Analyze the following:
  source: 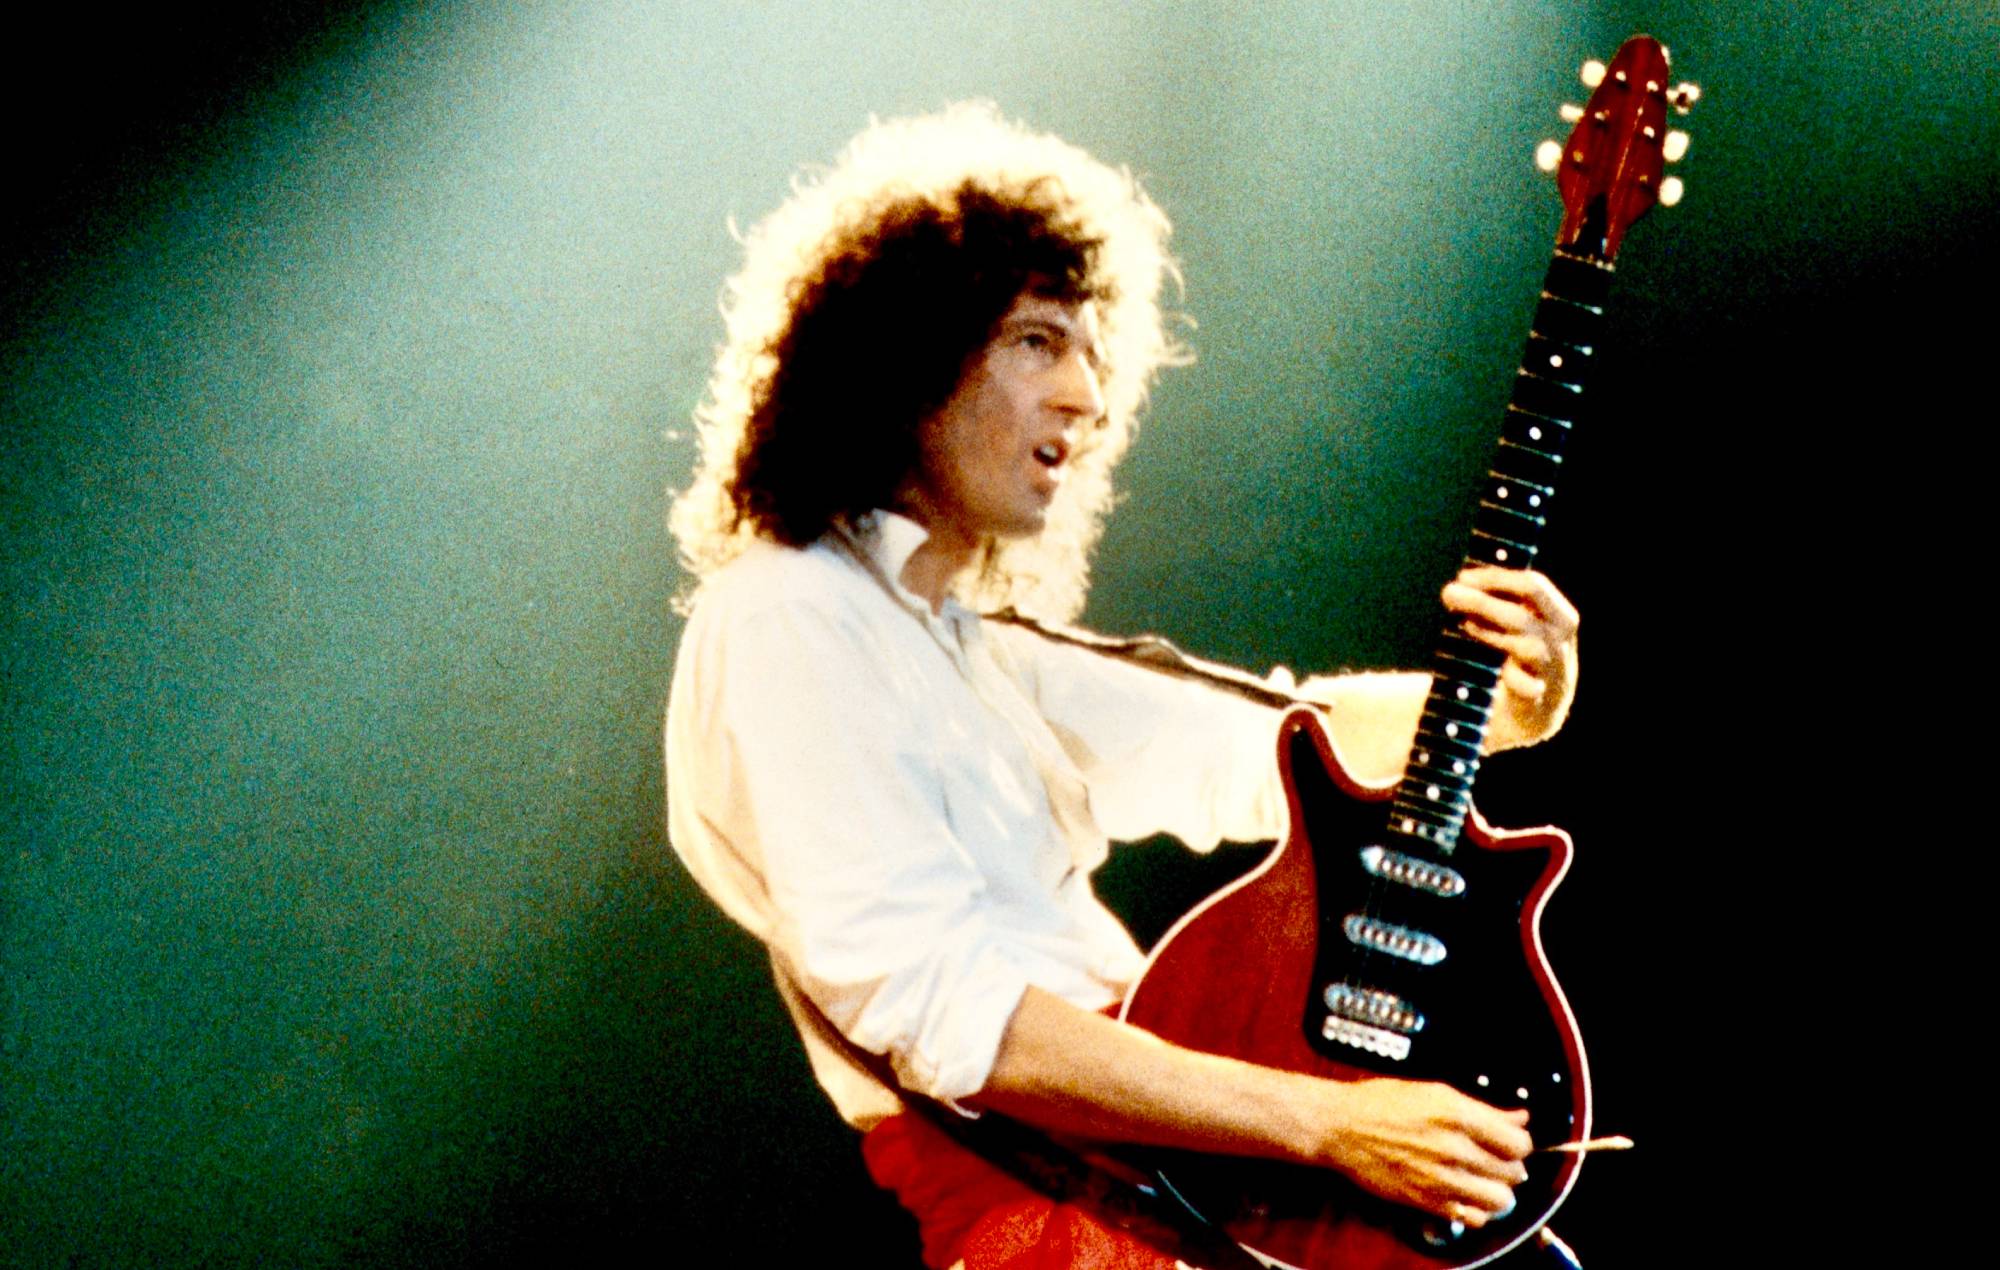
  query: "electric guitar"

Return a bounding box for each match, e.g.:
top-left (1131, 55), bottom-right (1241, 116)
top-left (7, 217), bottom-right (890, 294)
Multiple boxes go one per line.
top-left (1120, 34), bottom-right (1697, 1269)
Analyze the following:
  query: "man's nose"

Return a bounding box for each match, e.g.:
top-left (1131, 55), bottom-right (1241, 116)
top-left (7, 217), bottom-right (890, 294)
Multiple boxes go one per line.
top-left (1050, 352), bottom-right (1106, 424)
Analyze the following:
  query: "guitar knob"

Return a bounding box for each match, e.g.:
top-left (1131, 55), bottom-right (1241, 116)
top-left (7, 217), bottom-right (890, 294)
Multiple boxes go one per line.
top-left (1420, 1218), bottom-right (1467, 1248)
top-left (1580, 59), bottom-right (1606, 88)
top-left (1669, 81), bottom-right (1702, 114)
top-left (1664, 129), bottom-right (1690, 162)
top-left (1659, 176), bottom-right (1685, 207)
top-left (1558, 102), bottom-right (1584, 123)
top-left (1534, 139), bottom-right (1563, 173)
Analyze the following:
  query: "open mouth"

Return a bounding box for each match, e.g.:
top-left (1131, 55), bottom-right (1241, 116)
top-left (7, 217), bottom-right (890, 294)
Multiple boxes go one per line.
top-left (1033, 440), bottom-right (1067, 469)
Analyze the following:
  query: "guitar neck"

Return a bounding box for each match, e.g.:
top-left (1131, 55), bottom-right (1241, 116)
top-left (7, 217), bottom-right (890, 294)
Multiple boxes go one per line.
top-left (1386, 248), bottom-right (1612, 855)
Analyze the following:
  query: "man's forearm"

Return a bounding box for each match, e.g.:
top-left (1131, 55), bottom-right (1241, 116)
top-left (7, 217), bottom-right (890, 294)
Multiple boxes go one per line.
top-left (973, 987), bottom-right (1534, 1226)
top-left (973, 986), bottom-right (1321, 1160)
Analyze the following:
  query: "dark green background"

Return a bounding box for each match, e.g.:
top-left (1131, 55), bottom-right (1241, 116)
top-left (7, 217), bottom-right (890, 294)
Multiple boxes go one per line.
top-left (5, 2), bottom-right (1987, 1264)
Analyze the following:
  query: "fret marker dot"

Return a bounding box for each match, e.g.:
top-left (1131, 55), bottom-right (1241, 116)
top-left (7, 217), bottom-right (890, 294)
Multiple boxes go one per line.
top-left (1529, 426), bottom-right (1543, 441)
top-left (1426, 785), bottom-right (1441, 800)
top-left (1402, 817), bottom-right (1415, 832)
top-left (1549, 354), bottom-right (1564, 368)
top-left (1516, 1087), bottom-right (1531, 1100)
top-left (1416, 751), bottom-right (1429, 765)
top-left (1529, 495), bottom-right (1542, 507)
top-left (1445, 723), bottom-right (1459, 738)
top-left (1455, 686), bottom-right (1468, 700)
top-left (1496, 548), bottom-right (1509, 561)
top-left (1497, 486), bottom-right (1510, 499)
top-left (1477, 1075), bottom-right (1491, 1088)
top-left (1452, 760), bottom-right (1466, 774)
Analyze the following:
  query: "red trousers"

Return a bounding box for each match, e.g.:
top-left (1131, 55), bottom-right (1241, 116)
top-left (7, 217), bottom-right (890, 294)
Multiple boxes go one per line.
top-left (862, 1111), bottom-right (1187, 1270)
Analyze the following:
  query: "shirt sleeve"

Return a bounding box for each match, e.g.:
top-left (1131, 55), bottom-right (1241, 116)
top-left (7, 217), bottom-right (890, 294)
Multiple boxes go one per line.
top-left (668, 583), bottom-right (1044, 1106)
top-left (982, 621), bottom-right (1294, 850)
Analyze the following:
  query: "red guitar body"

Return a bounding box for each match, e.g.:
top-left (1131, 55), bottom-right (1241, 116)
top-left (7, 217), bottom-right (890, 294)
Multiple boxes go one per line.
top-left (1120, 711), bottom-right (1587, 1269)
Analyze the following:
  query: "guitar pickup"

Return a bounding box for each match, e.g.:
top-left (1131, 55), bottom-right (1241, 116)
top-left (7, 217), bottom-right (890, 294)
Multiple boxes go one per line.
top-left (1342, 915), bottom-right (1447, 965)
top-left (1321, 1015), bottom-right (1412, 1061)
top-left (1359, 845), bottom-right (1466, 898)
top-left (1323, 982), bottom-right (1425, 1034)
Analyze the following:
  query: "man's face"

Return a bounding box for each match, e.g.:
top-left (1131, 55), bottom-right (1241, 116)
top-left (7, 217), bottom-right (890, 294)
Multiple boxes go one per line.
top-left (902, 293), bottom-right (1106, 552)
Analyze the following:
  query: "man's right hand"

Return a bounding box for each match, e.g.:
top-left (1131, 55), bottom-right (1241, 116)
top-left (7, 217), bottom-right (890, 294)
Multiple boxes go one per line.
top-left (1307, 1076), bottom-right (1532, 1227)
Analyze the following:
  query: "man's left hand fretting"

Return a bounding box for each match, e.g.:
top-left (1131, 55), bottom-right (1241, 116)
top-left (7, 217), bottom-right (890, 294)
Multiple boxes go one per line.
top-left (1440, 567), bottom-right (1579, 750)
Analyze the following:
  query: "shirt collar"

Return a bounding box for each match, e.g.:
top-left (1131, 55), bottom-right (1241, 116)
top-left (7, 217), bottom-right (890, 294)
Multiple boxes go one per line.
top-left (835, 510), bottom-right (968, 621)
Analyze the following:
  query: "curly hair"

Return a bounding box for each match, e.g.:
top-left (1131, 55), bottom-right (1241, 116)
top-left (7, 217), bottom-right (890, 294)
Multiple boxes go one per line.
top-left (670, 103), bottom-right (1184, 621)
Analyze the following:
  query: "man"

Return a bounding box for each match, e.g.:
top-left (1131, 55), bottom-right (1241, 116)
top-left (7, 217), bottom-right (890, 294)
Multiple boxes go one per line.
top-left (666, 104), bottom-right (1580, 1268)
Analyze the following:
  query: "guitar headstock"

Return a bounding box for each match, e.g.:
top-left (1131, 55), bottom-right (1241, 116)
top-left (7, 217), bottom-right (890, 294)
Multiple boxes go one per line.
top-left (1534, 34), bottom-right (1699, 261)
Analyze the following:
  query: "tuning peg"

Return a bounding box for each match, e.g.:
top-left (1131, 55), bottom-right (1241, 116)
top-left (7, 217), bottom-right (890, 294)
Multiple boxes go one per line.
top-left (1669, 82), bottom-right (1701, 114)
top-left (1534, 139), bottom-right (1563, 173)
top-left (1659, 176), bottom-right (1685, 207)
top-left (1558, 102), bottom-right (1583, 123)
top-left (1664, 130), bottom-right (1690, 162)
top-left (1580, 59), bottom-right (1606, 88)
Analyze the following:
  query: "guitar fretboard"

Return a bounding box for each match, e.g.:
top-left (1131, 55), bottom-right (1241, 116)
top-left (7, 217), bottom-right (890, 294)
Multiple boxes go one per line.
top-left (1385, 248), bottom-right (1611, 854)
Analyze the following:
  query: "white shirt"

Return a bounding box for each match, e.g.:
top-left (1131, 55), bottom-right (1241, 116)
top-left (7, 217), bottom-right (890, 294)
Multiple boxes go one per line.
top-left (664, 512), bottom-right (1292, 1127)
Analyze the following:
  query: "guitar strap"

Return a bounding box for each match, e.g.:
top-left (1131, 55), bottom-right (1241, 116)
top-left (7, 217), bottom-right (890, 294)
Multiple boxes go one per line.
top-left (983, 608), bottom-right (1331, 712)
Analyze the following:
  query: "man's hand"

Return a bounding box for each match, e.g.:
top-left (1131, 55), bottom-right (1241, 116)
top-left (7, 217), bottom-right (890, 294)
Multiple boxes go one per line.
top-left (1308, 1077), bottom-right (1532, 1228)
top-left (1440, 567), bottom-right (1579, 750)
